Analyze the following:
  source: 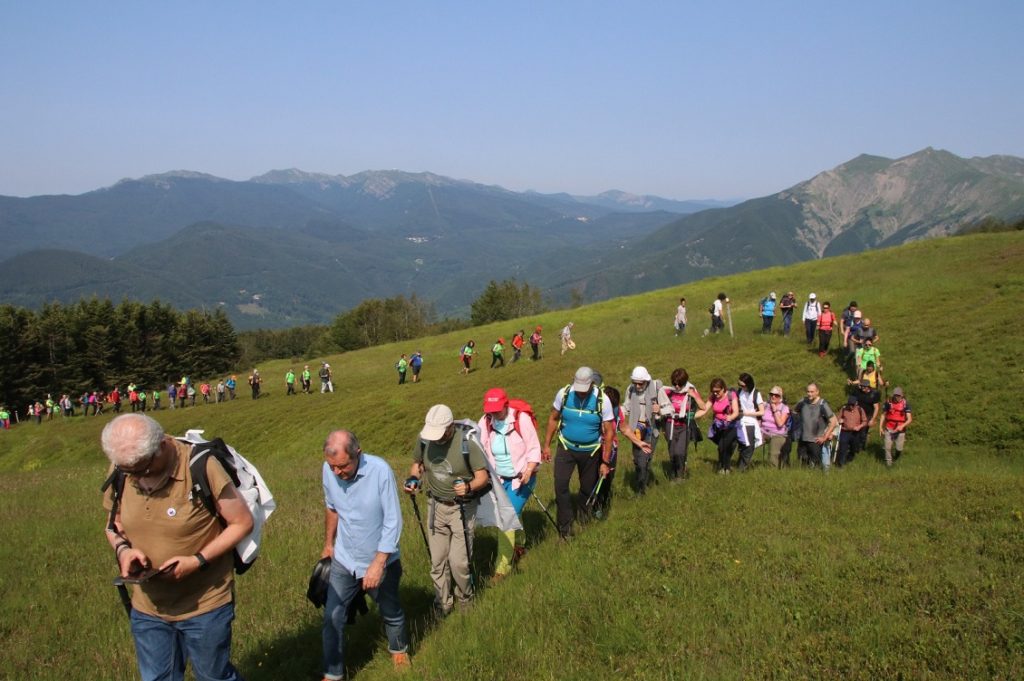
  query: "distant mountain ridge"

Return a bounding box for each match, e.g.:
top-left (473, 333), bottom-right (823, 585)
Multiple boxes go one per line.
top-left (540, 148), bottom-right (1024, 301)
top-left (2, 149), bottom-right (1021, 328)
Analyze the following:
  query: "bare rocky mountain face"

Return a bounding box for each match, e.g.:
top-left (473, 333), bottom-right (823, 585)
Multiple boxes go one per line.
top-left (785, 148), bottom-right (1024, 256)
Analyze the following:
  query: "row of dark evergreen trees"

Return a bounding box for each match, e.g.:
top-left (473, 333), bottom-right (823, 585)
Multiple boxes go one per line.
top-left (0, 300), bottom-right (239, 411)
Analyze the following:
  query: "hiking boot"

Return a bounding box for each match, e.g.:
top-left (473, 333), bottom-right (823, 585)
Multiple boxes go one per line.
top-left (392, 652), bottom-right (411, 671)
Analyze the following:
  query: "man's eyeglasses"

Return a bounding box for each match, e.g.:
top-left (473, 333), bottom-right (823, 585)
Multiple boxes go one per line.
top-left (120, 445), bottom-right (159, 476)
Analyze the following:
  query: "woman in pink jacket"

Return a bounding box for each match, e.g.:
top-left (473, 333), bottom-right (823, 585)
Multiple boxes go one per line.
top-left (477, 388), bottom-right (542, 580)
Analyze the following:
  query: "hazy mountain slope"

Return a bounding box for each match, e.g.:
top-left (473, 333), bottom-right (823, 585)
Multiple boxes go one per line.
top-left (552, 148), bottom-right (1024, 303)
top-left (0, 173), bottom-right (329, 257)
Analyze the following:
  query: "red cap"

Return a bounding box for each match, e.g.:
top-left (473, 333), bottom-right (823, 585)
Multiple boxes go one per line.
top-left (483, 388), bottom-right (509, 413)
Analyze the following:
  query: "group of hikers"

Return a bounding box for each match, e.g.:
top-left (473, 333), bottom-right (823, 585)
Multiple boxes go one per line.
top-left (451, 323), bottom-right (577, 377)
top-left (99, 333), bottom-right (914, 680)
top-left (5, 362), bottom-right (342, 431)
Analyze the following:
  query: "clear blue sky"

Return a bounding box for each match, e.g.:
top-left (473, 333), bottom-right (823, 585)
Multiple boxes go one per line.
top-left (2, 1), bottom-right (1021, 199)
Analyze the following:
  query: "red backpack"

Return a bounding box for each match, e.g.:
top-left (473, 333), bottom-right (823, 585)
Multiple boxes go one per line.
top-left (485, 398), bottom-right (538, 438)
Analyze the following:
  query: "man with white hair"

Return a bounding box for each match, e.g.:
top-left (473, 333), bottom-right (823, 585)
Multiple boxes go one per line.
top-left (321, 429), bottom-right (410, 677)
top-left (100, 413), bottom-right (253, 681)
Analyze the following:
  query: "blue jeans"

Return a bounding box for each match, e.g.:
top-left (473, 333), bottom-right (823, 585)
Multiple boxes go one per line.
top-left (322, 559), bottom-right (408, 680)
top-left (129, 602), bottom-right (243, 681)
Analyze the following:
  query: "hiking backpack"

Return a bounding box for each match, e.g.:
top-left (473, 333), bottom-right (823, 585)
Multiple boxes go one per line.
top-left (102, 429), bottom-right (276, 574)
top-left (418, 420), bottom-right (493, 499)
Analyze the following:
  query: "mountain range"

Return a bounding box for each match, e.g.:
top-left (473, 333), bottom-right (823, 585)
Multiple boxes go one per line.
top-left (1, 148), bottom-right (1022, 328)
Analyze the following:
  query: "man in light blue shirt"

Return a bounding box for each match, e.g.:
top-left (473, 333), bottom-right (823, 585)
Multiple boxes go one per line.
top-left (320, 430), bottom-right (410, 678)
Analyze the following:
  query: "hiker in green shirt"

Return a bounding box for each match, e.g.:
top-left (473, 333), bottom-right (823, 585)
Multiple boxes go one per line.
top-left (152, 389), bottom-right (161, 411)
top-left (301, 365), bottom-right (312, 394)
top-left (286, 369), bottom-right (296, 396)
top-left (855, 339), bottom-right (881, 373)
top-left (490, 338), bottom-right (505, 368)
top-left (0, 406), bottom-right (10, 430)
top-left (460, 341), bottom-right (475, 375)
top-left (396, 354), bottom-right (408, 385)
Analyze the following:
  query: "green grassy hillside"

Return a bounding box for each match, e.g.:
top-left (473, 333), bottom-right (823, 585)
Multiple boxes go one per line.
top-left (1, 232), bottom-right (1022, 680)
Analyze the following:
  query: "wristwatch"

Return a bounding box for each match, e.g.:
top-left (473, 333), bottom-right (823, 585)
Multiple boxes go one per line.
top-left (194, 552), bottom-right (210, 571)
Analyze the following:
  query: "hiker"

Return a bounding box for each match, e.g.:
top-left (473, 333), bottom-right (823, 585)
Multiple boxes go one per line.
top-left (880, 387), bottom-right (913, 467)
top-left (490, 338), bottom-right (505, 368)
top-left (301, 365), bottom-right (312, 393)
top-left (285, 368), bottom-right (296, 395)
top-left (509, 329), bottom-right (524, 360)
top-left (152, 388), bottom-right (161, 411)
top-left (404, 405), bottom-right (489, 616)
top-left (319, 363), bottom-right (333, 393)
top-left (710, 293), bottom-right (726, 334)
top-left (674, 297), bottom-right (687, 336)
top-left (849, 316), bottom-right (878, 373)
top-left (200, 383), bottom-right (211, 404)
top-left (852, 379), bottom-right (881, 459)
top-left (840, 301), bottom-right (859, 353)
top-left (529, 326), bottom-right (543, 360)
top-left (836, 396), bottom-right (868, 467)
top-left (542, 367), bottom-right (615, 539)
top-left (735, 373), bottom-right (765, 471)
top-left (460, 340), bottom-right (475, 375)
top-left (779, 291), bottom-right (797, 336)
top-left (0, 405), bottom-right (9, 430)
top-left (476, 388), bottom-right (541, 581)
top-left (396, 354), bottom-right (408, 384)
top-left (817, 301), bottom-right (837, 357)
top-left (662, 369), bottom-right (704, 481)
top-left (137, 390), bottom-right (147, 413)
top-left (226, 375), bottom-right (237, 400)
top-left (857, 360), bottom-right (885, 389)
top-left (187, 383), bottom-right (197, 407)
top-left (855, 338), bottom-right (881, 378)
top-left (100, 414), bottom-right (253, 681)
top-left (560, 322), bottom-right (575, 355)
top-left (321, 429), bottom-right (410, 677)
top-left (802, 293), bottom-right (821, 345)
top-left (696, 378), bottom-right (739, 473)
top-left (111, 386), bottom-right (122, 414)
top-left (760, 292), bottom-right (777, 334)
top-left (178, 383), bottom-right (188, 409)
top-left (249, 370), bottom-right (262, 400)
top-left (619, 366), bottom-right (669, 495)
top-left (762, 386), bottom-right (791, 468)
top-left (217, 380), bottom-right (226, 402)
top-left (792, 382), bottom-right (838, 469)
top-left (409, 352), bottom-right (423, 382)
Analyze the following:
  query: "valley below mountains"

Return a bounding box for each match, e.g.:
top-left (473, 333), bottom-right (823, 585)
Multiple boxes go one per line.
top-left (1, 148), bottom-right (1021, 329)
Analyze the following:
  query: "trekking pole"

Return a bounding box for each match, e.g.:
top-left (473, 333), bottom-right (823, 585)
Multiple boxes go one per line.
top-left (407, 493), bottom-right (430, 556)
top-left (726, 300), bottom-right (734, 338)
top-left (455, 495), bottom-right (475, 592)
top-left (585, 474), bottom-right (607, 509)
top-left (529, 488), bottom-right (559, 531)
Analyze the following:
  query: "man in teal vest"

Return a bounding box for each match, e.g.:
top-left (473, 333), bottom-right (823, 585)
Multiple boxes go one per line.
top-left (542, 367), bottom-right (615, 539)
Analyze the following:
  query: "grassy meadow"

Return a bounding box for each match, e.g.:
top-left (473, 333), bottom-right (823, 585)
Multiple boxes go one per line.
top-left (1, 231), bottom-right (1022, 680)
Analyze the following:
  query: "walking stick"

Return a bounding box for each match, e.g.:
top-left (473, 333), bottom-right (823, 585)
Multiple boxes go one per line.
top-left (456, 497), bottom-right (475, 591)
top-left (726, 300), bottom-right (734, 338)
top-left (407, 492), bottom-right (430, 556)
top-left (529, 488), bottom-right (559, 531)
